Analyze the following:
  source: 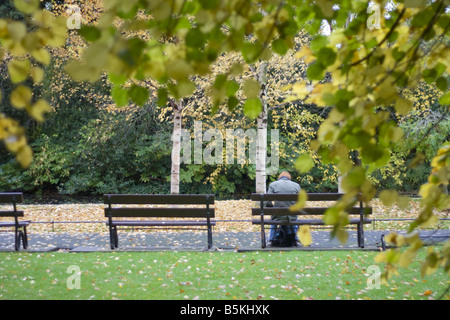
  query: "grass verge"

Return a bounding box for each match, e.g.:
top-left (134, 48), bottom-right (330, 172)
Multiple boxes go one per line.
top-left (0, 250), bottom-right (447, 300)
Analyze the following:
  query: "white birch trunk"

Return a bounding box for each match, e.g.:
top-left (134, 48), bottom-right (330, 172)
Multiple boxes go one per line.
top-left (256, 113), bottom-right (267, 193)
top-left (255, 62), bottom-right (268, 193)
top-left (170, 101), bottom-right (182, 194)
top-left (338, 174), bottom-right (344, 193)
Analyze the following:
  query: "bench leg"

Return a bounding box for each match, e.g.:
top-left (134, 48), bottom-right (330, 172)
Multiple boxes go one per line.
top-left (109, 226), bottom-right (118, 249)
top-left (22, 226), bottom-right (28, 249)
top-left (261, 224), bottom-right (266, 248)
top-left (15, 230), bottom-right (24, 251)
top-left (207, 227), bottom-right (213, 250)
top-left (357, 223), bottom-right (365, 248)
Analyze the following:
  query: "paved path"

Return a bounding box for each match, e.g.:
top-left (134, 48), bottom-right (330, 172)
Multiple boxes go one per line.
top-left (0, 229), bottom-right (448, 252)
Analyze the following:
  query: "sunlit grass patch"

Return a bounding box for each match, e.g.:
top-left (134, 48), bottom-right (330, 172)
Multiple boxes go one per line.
top-left (0, 250), bottom-right (447, 300)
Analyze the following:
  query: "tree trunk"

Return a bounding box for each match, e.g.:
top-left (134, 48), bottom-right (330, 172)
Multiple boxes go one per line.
top-left (338, 174), bottom-right (344, 193)
top-left (170, 101), bottom-right (182, 194)
top-left (255, 62), bottom-right (268, 193)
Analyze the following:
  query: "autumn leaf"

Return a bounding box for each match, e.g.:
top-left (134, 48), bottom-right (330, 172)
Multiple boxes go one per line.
top-left (298, 226), bottom-right (312, 247)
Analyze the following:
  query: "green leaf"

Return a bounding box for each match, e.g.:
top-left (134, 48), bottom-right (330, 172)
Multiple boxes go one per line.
top-left (227, 96), bottom-right (239, 111)
top-left (111, 86), bottom-right (128, 107)
top-left (439, 92), bottom-right (450, 105)
top-left (341, 166), bottom-right (366, 191)
top-left (272, 38), bottom-right (289, 55)
top-left (78, 25), bottom-right (101, 42)
top-left (422, 68), bottom-right (437, 83)
top-left (295, 154), bottom-right (314, 173)
top-left (436, 77), bottom-right (447, 92)
top-left (185, 28), bottom-right (206, 48)
top-left (213, 74), bottom-right (227, 89)
top-left (411, 9), bottom-right (431, 28)
top-left (392, 48), bottom-right (406, 61)
top-left (241, 41), bottom-right (262, 63)
top-left (306, 62), bottom-right (325, 80)
top-left (108, 73), bottom-right (128, 85)
top-left (310, 35), bottom-right (329, 53)
top-left (157, 87), bottom-right (168, 106)
top-left (321, 92), bottom-right (335, 105)
top-left (225, 80), bottom-right (239, 97)
top-left (129, 85), bottom-right (149, 105)
top-left (175, 17), bottom-right (191, 30)
top-left (199, 0), bottom-right (219, 10)
top-left (243, 98), bottom-right (262, 119)
top-left (317, 47), bottom-right (336, 67)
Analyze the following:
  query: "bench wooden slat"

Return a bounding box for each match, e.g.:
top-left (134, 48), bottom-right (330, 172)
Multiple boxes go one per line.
top-left (0, 210), bottom-right (25, 217)
top-left (109, 220), bottom-right (217, 227)
top-left (0, 221), bottom-right (30, 227)
top-left (251, 207), bottom-right (372, 216)
top-left (252, 218), bottom-right (372, 225)
top-left (104, 194), bottom-right (214, 205)
top-left (0, 192), bottom-right (24, 203)
top-left (105, 207), bottom-right (215, 218)
top-left (251, 193), bottom-right (344, 202)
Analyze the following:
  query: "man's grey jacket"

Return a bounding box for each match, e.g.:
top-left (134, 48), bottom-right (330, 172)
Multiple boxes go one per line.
top-left (265, 176), bottom-right (301, 222)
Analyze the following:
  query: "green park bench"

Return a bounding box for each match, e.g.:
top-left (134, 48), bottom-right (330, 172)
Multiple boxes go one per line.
top-left (0, 192), bottom-right (30, 251)
top-left (251, 193), bottom-right (372, 248)
top-left (104, 194), bottom-right (215, 250)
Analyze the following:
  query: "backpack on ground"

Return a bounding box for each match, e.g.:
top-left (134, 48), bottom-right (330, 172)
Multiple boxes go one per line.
top-left (272, 225), bottom-right (296, 247)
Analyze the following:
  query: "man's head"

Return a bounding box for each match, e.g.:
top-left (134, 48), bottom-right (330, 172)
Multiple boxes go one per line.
top-left (278, 171), bottom-right (291, 180)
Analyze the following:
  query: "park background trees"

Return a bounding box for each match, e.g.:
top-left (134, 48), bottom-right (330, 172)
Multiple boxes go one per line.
top-left (0, 0), bottom-right (449, 279)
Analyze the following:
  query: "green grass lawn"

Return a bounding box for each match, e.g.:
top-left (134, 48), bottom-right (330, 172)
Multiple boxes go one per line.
top-left (0, 250), bottom-right (447, 300)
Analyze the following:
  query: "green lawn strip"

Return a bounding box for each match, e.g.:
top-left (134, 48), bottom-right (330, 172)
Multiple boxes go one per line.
top-left (0, 250), bottom-right (447, 300)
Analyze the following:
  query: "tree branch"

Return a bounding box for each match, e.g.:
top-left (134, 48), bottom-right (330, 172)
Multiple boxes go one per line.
top-left (349, 7), bottom-right (406, 67)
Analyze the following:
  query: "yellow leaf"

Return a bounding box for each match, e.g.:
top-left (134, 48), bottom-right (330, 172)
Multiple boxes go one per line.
top-left (316, 0), bottom-right (334, 18)
top-left (290, 189), bottom-right (308, 212)
top-left (399, 250), bottom-right (416, 268)
top-left (374, 252), bottom-right (387, 263)
top-left (166, 59), bottom-right (193, 81)
top-left (30, 99), bottom-right (52, 122)
top-left (295, 46), bottom-right (315, 64)
top-left (65, 61), bottom-right (101, 82)
top-left (16, 144), bottom-right (32, 168)
top-left (394, 98), bottom-right (413, 115)
top-left (8, 59), bottom-right (30, 83)
top-left (32, 48), bottom-right (51, 65)
top-left (335, 228), bottom-right (348, 243)
top-left (7, 21), bottom-right (26, 42)
top-left (295, 154), bottom-right (314, 173)
top-left (10, 85), bottom-right (32, 109)
top-left (13, 0), bottom-right (39, 14)
top-left (385, 232), bottom-right (405, 247)
top-left (30, 67), bottom-right (44, 83)
top-left (292, 82), bottom-right (311, 100)
top-left (5, 135), bottom-right (27, 153)
top-left (242, 79), bottom-right (261, 99)
top-left (298, 225), bottom-right (312, 247)
top-left (379, 190), bottom-right (399, 207)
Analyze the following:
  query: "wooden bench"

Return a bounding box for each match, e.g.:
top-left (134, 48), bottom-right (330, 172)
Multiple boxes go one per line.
top-left (104, 194), bottom-right (216, 250)
top-left (0, 192), bottom-right (30, 251)
top-left (251, 193), bottom-right (372, 248)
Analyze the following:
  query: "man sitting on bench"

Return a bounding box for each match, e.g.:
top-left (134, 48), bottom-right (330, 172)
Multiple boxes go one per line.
top-left (266, 171), bottom-right (302, 247)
